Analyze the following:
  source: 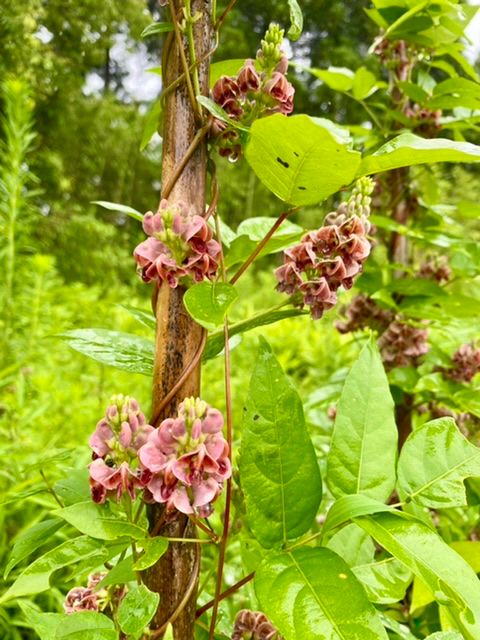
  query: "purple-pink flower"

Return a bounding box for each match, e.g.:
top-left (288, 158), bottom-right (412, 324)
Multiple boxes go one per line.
top-left (445, 343), bottom-right (480, 383)
top-left (139, 397), bottom-right (231, 518)
top-left (133, 199), bottom-right (220, 287)
top-left (88, 395), bottom-right (153, 504)
top-left (275, 178), bottom-right (374, 319)
top-left (64, 573), bottom-right (125, 614)
top-left (378, 320), bottom-right (429, 370)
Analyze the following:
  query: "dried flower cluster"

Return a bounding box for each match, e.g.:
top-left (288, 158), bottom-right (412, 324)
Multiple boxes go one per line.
top-left (275, 177), bottom-right (374, 319)
top-left (211, 24), bottom-right (294, 160)
top-left (89, 395), bottom-right (153, 504)
top-left (444, 343), bottom-right (480, 383)
top-left (64, 573), bottom-right (125, 614)
top-left (232, 610), bottom-right (283, 640)
top-left (88, 396), bottom-right (230, 518)
top-left (133, 199), bottom-right (220, 287)
top-left (139, 397), bottom-right (231, 518)
top-left (336, 294), bottom-right (394, 334)
top-left (378, 320), bottom-right (429, 370)
top-left (417, 258), bottom-right (451, 283)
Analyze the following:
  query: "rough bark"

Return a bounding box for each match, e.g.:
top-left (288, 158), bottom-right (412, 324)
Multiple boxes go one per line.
top-left (144, 2), bottom-right (213, 638)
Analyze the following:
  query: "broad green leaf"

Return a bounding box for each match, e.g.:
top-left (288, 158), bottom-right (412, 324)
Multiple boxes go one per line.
top-left (245, 114), bottom-right (361, 206)
top-left (55, 612), bottom-right (117, 640)
top-left (425, 633), bottom-right (463, 640)
top-left (54, 468), bottom-right (91, 505)
top-left (59, 329), bottom-right (154, 376)
top-left (255, 547), bottom-right (388, 639)
top-left (326, 523), bottom-right (375, 567)
top-left (141, 22), bottom-right (173, 37)
top-left (352, 67), bottom-right (378, 100)
top-left (287, 0), bottom-right (303, 40)
top-left (356, 512), bottom-right (480, 640)
top-left (97, 555), bottom-right (135, 588)
top-left (321, 494), bottom-right (394, 541)
top-left (53, 501), bottom-right (146, 540)
top-left (19, 602), bottom-right (62, 640)
top-left (133, 536), bottom-right (169, 570)
top-left (327, 339), bottom-right (398, 501)
top-left (4, 518), bottom-right (64, 578)
top-left (239, 337), bottom-right (322, 547)
top-left (210, 59), bottom-right (246, 87)
top-left (92, 200), bottom-right (143, 222)
top-left (117, 584), bottom-right (159, 637)
top-left (358, 133), bottom-right (480, 176)
top-left (1, 536), bottom-right (107, 601)
top-left (183, 282), bottom-right (238, 331)
top-left (397, 418), bottom-right (480, 508)
top-left (203, 309), bottom-right (307, 361)
top-left (309, 66), bottom-right (355, 92)
top-left (411, 541), bottom-right (480, 613)
top-left (353, 557), bottom-right (413, 604)
top-left (120, 305), bottom-right (156, 331)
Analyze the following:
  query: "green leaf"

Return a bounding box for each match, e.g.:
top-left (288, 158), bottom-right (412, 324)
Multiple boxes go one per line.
top-left (397, 417), bottom-right (480, 508)
top-left (327, 523), bottom-right (375, 567)
top-left (287, 0), bottom-right (303, 40)
top-left (141, 22), bottom-right (173, 38)
top-left (255, 547), bottom-right (388, 639)
top-left (19, 602), bottom-right (62, 640)
top-left (4, 518), bottom-right (64, 578)
top-left (183, 282), bottom-right (238, 331)
top-left (358, 133), bottom-right (480, 176)
top-left (55, 612), bottom-right (117, 640)
top-left (196, 95), bottom-right (249, 131)
top-left (92, 200), bottom-right (143, 222)
top-left (203, 309), bottom-right (307, 361)
top-left (353, 557), bottom-right (413, 604)
top-left (379, 614), bottom-right (419, 640)
top-left (321, 494), bottom-right (394, 541)
top-left (355, 512), bottom-right (480, 640)
top-left (309, 66), bottom-right (354, 92)
top-left (140, 99), bottom-right (162, 150)
top-left (245, 114), bottom-right (361, 206)
top-left (59, 329), bottom-right (154, 376)
top-left (1, 536), bottom-right (107, 601)
top-left (412, 541), bottom-right (480, 613)
top-left (352, 67), bottom-right (378, 100)
top-left (239, 337), bottom-right (322, 547)
top-left (97, 556), bottom-right (135, 588)
top-left (54, 468), bottom-right (91, 505)
top-left (327, 339), bottom-right (398, 501)
top-left (53, 501), bottom-right (146, 540)
top-left (117, 584), bottom-right (159, 637)
top-left (425, 633), bottom-right (463, 640)
top-left (120, 305), bottom-right (156, 331)
top-left (210, 59), bottom-right (246, 87)
top-left (133, 536), bottom-right (169, 570)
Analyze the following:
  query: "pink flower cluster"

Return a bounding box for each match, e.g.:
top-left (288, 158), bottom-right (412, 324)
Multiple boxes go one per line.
top-left (211, 24), bottom-right (294, 160)
top-left (64, 573), bottom-right (125, 614)
top-left (336, 294), bottom-right (394, 334)
top-left (417, 258), bottom-right (451, 283)
top-left (378, 320), bottom-right (429, 370)
top-left (89, 395), bottom-right (154, 504)
top-left (232, 610), bottom-right (283, 640)
top-left (275, 179), bottom-right (374, 319)
top-left (139, 397), bottom-right (231, 518)
top-left (133, 199), bottom-right (220, 287)
top-left (445, 343), bottom-right (480, 383)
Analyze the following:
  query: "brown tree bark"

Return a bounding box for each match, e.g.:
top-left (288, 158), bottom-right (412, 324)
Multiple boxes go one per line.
top-left (143, 2), bottom-right (213, 638)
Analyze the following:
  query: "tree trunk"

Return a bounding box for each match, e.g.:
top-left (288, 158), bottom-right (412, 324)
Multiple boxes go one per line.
top-left (144, 2), bottom-right (213, 637)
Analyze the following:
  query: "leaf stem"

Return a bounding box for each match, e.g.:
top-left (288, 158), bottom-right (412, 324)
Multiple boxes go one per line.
top-left (168, 0), bottom-right (199, 118)
top-left (184, 0), bottom-right (201, 98)
top-left (208, 213), bottom-right (234, 639)
top-left (196, 571), bottom-right (255, 618)
top-left (161, 123), bottom-right (210, 200)
top-left (39, 470), bottom-right (64, 508)
top-left (229, 207), bottom-right (300, 284)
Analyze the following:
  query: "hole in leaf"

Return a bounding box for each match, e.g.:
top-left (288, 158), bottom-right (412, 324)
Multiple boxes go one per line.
top-left (276, 157), bottom-right (289, 168)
